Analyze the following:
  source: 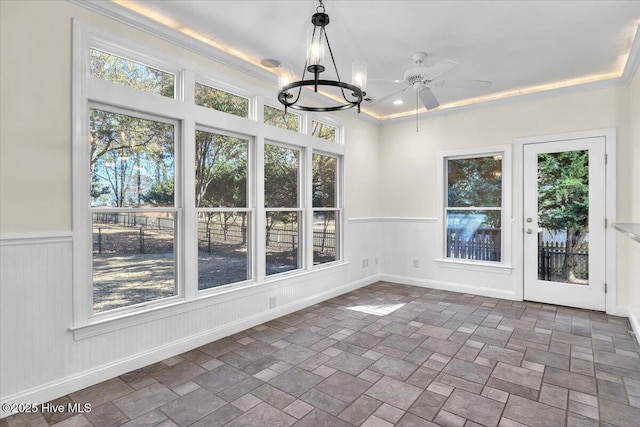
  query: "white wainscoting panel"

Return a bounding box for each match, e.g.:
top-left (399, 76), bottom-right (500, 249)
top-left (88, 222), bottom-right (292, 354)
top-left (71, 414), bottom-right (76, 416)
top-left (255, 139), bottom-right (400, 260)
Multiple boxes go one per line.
top-left (378, 218), bottom-right (517, 300)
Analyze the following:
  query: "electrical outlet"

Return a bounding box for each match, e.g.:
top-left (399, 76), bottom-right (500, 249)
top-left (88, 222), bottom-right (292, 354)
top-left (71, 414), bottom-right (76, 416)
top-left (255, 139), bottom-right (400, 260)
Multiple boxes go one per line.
top-left (413, 259), bottom-right (420, 268)
top-left (270, 295), bottom-right (276, 308)
top-left (362, 259), bottom-right (369, 268)
top-left (375, 256), bottom-right (379, 265)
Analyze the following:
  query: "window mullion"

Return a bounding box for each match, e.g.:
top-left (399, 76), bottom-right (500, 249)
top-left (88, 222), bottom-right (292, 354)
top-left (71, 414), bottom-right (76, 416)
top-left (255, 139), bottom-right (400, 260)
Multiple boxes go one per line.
top-left (256, 136), bottom-right (266, 282)
top-left (183, 69), bottom-right (197, 300)
top-left (304, 147), bottom-right (314, 270)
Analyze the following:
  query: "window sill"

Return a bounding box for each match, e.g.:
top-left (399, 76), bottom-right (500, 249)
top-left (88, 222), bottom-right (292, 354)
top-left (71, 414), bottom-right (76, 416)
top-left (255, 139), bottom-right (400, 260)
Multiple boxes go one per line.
top-left (435, 258), bottom-right (513, 275)
top-left (70, 261), bottom-right (349, 340)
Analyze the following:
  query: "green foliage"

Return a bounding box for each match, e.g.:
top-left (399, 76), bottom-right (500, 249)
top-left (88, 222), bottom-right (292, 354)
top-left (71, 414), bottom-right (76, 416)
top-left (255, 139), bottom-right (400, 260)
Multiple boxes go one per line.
top-left (537, 150), bottom-right (589, 280)
top-left (264, 144), bottom-right (299, 208)
top-left (90, 109), bottom-right (174, 207)
top-left (312, 121), bottom-right (337, 142)
top-left (195, 130), bottom-right (247, 208)
top-left (264, 105), bottom-right (300, 131)
top-left (142, 179), bottom-right (174, 206)
top-left (537, 150), bottom-right (589, 235)
top-left (312, 154), bottom-right (336, 208)
top-left (90, 49), bottom-right (174, 97)
top-left (195, 83), bottom-right (248, 118)
top-left (447, 156), bottom-right (502, 228)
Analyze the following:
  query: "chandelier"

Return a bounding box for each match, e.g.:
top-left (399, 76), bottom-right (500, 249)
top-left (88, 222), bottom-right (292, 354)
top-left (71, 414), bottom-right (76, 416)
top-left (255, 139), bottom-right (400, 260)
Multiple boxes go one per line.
top-left (277, 0), bottom-right (367, 113)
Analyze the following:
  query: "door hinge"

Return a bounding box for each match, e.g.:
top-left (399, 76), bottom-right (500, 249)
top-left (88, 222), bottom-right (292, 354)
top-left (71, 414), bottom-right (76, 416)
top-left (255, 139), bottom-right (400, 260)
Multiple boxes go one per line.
top-left (605, 283), bottom-right (608, 293)
top-left (605, 153), bottom-right (608, 164)
top-left (605, 218), bottom-right (608, 228)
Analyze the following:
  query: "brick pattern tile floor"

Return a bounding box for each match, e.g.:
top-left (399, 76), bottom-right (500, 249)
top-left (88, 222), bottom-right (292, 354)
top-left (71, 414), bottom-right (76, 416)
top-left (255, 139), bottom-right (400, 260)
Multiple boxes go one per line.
top-left (3, 281), bottom-right (640, 426)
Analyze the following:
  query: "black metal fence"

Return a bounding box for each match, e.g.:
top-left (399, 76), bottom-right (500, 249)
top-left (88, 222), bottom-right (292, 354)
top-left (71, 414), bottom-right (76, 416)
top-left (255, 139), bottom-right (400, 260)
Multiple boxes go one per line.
top-left (538, 243), bottom-right (588, 281)
top-left (93, 213), bottom-right (336, 255)
top-left (446, 228), bottom-right (501, 261)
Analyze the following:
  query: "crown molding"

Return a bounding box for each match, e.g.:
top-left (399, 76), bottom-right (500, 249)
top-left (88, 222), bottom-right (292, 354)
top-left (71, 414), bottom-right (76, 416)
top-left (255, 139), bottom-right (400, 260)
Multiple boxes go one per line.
top-left (379, 76), bottom-right (624, 127)
top-left (623, 24), bottom-right (640, 83)
top-left (68, 0), bottom-right (273, 82)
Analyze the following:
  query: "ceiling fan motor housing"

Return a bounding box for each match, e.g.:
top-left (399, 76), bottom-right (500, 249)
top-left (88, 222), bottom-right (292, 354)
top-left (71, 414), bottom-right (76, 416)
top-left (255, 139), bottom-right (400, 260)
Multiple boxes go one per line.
top-left (404, 68), bottom-right (430, 86)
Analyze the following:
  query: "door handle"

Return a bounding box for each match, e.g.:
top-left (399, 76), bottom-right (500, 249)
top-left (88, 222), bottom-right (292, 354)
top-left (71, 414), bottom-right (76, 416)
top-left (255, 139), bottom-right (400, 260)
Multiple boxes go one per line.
top-left (526, 228), bottom-right (533, 234)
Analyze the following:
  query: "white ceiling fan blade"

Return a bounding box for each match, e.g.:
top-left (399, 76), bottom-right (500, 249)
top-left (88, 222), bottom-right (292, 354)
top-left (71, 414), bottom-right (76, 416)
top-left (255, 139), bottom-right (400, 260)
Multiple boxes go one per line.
top-left (433, 79), bottom-right (492, 90)
top-left (369, 78), bottom-right (404, 84)
top-left (419, 87), bottom-right (440, 110)
top-left (366, 87), bottom-right (408, 107)
top-left (422, 58), bottom-right (458, 80)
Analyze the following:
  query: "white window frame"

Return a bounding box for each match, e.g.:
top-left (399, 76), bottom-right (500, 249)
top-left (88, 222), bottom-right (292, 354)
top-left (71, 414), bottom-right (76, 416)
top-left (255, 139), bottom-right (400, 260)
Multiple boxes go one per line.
top-left (194, 126), bottom-right (256, 294)
top-left (311, 151), bottom-right (342, 267)
top-left (263, 140), bottom-right (306, 278)
top-left (71, 21), bottom-right (346, 337)
top-left (436, 145), bottom-right (512, 272)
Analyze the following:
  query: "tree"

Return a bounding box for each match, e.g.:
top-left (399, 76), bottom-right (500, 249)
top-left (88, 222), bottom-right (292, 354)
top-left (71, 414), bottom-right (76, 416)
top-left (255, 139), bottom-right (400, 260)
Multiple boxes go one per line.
top-left (90, 49), bottom-right (174, 97)
top-left (264, 105), bottom-right (299, 131)
top-left (537, 150), bottom-right (589, 281)
top-left (195, 83), bottom-right (248, 117)
top-left (311, 121), bottom-right (336, 141)
top-left (90, 109), bottom-right (174, 207)
top-left (142, 179), bottom-right (174, 206)
top-left (264, 145), bottom-right (299, 246)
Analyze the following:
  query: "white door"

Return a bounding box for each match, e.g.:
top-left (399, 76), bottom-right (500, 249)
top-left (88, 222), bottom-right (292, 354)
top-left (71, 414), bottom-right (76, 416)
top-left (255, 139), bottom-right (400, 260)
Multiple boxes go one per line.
top-left (523, 137), bottom-right (606, 310)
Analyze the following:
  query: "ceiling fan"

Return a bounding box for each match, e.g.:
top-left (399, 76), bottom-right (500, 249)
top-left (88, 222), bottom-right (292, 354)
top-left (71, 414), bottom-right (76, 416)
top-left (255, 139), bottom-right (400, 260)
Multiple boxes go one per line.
top-left (367, 52), bottom-right (492, 118)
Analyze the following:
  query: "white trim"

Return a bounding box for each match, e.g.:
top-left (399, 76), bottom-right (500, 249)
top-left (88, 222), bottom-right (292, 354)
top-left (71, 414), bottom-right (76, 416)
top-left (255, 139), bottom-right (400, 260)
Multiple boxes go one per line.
top-left (348, 217), bottom-right (438, 223)
top-left (0, 232), bottom-right (73, 246)
top-left (1, 273), bottom-right (380, 417)
top-left (437, 144), bottom-right (512, 268)
top-left (514, 128), bottom-right (617, 313)
top-left (627, 308), bottom-right (640, 345)
top-left (378, 78), bottom-right (624, 126)
top-left (379, 274), bottom-right (517, 300)
top-left (435, 258), bottom-right (514, 275)
top-left (71, 261), bottom-right (350, 340)
top-left (623, 24), bottom-right (640, 83)
top-left (610, 306), bottom-right (640, 345)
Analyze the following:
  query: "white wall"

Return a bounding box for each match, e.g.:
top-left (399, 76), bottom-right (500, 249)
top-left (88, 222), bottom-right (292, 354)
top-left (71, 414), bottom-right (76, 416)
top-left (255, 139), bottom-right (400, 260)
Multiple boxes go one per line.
top-left (625, 64), bottom-right (640, 331)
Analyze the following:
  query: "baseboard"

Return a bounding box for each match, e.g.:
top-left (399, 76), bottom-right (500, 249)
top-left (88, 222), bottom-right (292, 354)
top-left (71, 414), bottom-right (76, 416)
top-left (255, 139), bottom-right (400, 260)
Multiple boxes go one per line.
top-left (0, 274), bottom-right (381, 418)
top-left (379, 274), bottom-right (517, 300)
top-left (627, 307), bottom-right (640, 345)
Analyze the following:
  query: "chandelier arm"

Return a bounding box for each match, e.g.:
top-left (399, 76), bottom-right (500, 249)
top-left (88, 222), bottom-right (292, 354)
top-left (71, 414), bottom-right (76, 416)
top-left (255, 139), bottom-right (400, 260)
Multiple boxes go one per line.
top-left (322, 29), bottom-right (351, 103)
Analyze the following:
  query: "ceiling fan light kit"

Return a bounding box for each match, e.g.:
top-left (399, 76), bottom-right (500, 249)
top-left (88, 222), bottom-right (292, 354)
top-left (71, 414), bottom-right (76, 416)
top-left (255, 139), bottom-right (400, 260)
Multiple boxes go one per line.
top-left (277, 0), bottom-right (366, 113)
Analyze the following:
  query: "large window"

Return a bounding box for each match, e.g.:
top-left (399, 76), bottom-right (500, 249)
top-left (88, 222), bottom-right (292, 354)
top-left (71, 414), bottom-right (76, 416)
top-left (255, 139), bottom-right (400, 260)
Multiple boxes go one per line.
top-left (440, 146), bottom-right (511, 265)
top-left (74, 27), bottom-right (345, 329)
